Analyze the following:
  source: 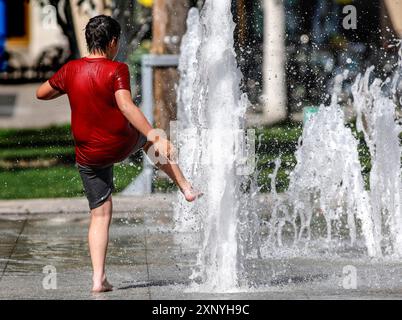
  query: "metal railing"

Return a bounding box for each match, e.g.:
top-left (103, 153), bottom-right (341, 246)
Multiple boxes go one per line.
top-left (122, 54), bottom-right (179, 195)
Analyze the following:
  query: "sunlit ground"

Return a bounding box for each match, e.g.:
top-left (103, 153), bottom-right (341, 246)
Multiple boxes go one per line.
top-left (1, 207), bottom-right (402, 300)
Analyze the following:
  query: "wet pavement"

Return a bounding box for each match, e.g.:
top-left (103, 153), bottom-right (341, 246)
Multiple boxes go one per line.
top-left (1, 195), bottom-right (402, 300)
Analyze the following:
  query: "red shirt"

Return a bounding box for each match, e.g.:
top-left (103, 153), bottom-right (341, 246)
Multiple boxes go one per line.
top-left (49, 57), bottom-right (140, 167)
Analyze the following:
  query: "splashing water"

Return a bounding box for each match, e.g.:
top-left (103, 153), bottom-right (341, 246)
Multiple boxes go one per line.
top-left (176, 1), bottom-right (249, 292)
top-left (352, 62), bottom-right (402, 257)
top-left (268, 96), bottom-right (377, 256)
top-left (176, 2), bottom-right (402, 293)
top-left (174, 8), bottom-right (202, 233)
top-left (267, 44), bottom-right (402, 258)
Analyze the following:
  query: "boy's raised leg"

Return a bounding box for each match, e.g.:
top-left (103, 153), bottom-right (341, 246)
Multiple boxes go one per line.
top-left (143, 142), bottom-right (202, 202)
top-left (88, 195), bottom-right (114, 293)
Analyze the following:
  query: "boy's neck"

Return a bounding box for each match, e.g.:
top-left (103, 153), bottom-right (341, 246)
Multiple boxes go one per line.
top-left (86, 50), bottom-right (110, 59)
top-left (86, 54), bottom-right (108, 59)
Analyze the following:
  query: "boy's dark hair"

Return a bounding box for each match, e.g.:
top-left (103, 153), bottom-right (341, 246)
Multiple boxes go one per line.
top-left (85, 15), bottom-right (121, 54)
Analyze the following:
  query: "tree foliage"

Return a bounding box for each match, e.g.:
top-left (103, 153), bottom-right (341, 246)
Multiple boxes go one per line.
top-left (35, 0), bottom-right (152, 61)
top-left (111, 0), bottom-right (152, 61)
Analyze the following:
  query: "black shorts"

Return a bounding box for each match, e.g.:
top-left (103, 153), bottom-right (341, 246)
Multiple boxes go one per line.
top-left (77, 134), bottom-right (147, 210)
top-left (77, 164), bottom-right (115, 210)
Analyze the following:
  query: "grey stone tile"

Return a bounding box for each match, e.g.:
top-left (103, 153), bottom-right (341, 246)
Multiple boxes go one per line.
top-left (3, 210), bottom-right (402, 299)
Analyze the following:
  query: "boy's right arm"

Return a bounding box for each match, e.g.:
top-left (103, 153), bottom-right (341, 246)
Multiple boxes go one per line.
top-left (36, 81), bottom-right (64, 100)
top-left (115, 89), bottom-right (176, 162)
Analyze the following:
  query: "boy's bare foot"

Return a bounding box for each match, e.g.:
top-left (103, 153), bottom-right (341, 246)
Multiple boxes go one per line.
top-left (92, 277), bottom-right (113, 293)
top-left (181, 184), bottom-right (203, 202)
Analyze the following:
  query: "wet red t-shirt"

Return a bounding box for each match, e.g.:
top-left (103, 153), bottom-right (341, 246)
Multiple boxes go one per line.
top-left (49, 57), bottom-right (140, 167)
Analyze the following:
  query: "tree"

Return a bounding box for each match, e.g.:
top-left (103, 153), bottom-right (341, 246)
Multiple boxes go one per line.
top-left (37, 0), bottom-right (152, 61)
top-left (111, 0), bottom-right (152, 62)
top-left (151, 0), bottom-right (191, 134)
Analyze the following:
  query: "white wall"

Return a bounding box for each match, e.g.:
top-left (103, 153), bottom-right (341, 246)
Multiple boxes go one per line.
top-left (262, 0), bottom-right (287, 125)
top-left (70, 0), bottom-right (112, 57)
top-left (28, 1), bottom-right (68, 64)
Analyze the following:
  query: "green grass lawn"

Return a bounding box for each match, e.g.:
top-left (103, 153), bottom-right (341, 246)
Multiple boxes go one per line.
top-left (0, 125), bottom-right (73, 149)
top-left (0, 125), bottom-right (145, 199)
top-left (0, 122), bottom-right (373, 199)
top-left (0, 164), bottom-right (143, 200)
top-left (0, 122), bottom-right (338, 199)
top-left (0, 146), bottom-right (75, 161)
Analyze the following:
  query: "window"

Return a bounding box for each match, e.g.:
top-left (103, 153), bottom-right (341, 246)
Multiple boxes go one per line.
top-left (6, 0), bottom-right (29, 45)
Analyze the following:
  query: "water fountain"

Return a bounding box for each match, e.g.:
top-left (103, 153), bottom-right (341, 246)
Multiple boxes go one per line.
top-left (175, 0), bottom-right (402, 293)
top-left (352, 54), bottom-right (402, 257)
top-left (176, 0), bottom-right (249, 292)
top-left (174, 7), bottom-right (202, 233)
top-left (265, 46), bottom-right (402, 258)
top-left (268, 91), bottom-right (378, 257)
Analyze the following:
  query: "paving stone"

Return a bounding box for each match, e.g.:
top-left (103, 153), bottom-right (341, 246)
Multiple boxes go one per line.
top-left (1, 198), bottom-right (402, 299)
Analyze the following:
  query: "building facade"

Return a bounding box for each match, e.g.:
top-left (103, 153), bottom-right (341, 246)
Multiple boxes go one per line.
top-left (0, 0), bottom-right (110, 82)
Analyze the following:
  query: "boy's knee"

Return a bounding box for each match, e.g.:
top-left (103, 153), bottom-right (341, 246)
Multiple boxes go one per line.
top-left (91, 209), bottom-right (112, 220)
top-left (91, 197), bottom-right (112, 218)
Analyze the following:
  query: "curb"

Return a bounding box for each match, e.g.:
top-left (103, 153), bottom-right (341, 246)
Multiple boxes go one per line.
top-left (0, 193), bottom-right (177, 216)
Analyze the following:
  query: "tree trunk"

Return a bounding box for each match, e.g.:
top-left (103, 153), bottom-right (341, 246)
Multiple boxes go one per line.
top-left (236, 0), bottom-right (247, 48)
top-left (151, 0), bottom-right (190, 135)
top-left (262, 0), bottom-right (287, 125)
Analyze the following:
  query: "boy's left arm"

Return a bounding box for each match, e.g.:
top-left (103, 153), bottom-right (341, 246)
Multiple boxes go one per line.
top-left (115, 89), bottom-right (176, 162)
top-left (36, 81), bottom-right (64, 100)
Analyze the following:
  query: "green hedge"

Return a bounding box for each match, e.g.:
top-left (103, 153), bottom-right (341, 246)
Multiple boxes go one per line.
top-left (0, 125), bottom-right (73, 149)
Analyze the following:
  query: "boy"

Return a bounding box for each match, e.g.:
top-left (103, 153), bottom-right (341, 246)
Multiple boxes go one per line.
top-left (36, 15), bottom-right (200, 293)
